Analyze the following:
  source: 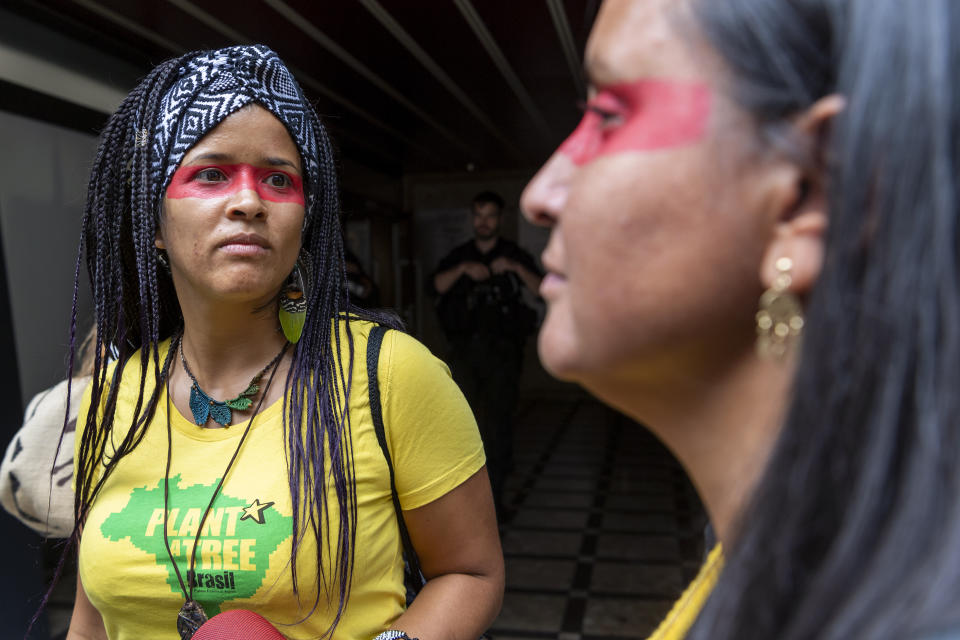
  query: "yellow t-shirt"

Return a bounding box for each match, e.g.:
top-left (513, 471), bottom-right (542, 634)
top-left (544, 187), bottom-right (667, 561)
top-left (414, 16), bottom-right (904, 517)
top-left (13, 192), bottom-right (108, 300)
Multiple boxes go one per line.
top-left (645, 544), bottom-right (723, 640)
top-left (75, 322), bottom-right (485, 640)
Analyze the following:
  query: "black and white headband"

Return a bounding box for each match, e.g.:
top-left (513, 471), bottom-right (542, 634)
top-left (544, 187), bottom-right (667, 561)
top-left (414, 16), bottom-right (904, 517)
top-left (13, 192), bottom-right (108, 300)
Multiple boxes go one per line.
top-left (150, 44), bottom-right (321, 213)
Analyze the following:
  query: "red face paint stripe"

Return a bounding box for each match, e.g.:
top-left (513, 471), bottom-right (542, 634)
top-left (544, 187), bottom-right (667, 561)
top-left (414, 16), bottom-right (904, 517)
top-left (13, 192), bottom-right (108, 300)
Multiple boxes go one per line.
top-left (166, 163), bottom-right (304, 205)
top-left (558, 79), bottom-right (711, 165)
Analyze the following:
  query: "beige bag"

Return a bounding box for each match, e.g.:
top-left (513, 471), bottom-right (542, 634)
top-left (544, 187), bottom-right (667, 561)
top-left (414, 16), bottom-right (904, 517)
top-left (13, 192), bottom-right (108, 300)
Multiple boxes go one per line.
top-left (0, 376), bottom-right (90, 537)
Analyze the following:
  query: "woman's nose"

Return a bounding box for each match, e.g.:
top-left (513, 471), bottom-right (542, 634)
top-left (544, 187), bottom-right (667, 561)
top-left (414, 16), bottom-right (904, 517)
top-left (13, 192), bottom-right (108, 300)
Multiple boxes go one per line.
top-left (227, 177), bottom-right (266, 219)
top-left (521, 152), bottom-right (574, 228)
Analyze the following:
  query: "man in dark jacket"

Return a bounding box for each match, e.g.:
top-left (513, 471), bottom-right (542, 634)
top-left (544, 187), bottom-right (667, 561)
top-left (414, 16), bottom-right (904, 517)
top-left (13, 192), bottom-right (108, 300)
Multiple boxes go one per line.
top-left (433, 191), bottom-right (542, 520)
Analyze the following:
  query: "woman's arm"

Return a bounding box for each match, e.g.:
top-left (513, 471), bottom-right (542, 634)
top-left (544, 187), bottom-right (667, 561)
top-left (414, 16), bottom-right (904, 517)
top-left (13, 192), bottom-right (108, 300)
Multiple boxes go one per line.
top-left (390, 466), bottom-right (504, 640)
top-left (66, 558), bottom-right (107, 640)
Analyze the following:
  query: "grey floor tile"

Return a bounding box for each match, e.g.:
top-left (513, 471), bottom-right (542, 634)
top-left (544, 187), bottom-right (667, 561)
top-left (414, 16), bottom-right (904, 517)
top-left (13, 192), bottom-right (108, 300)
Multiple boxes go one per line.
top-left (600, 511), bottom-right (679, 533)
top-left (523, 491), bottom-right (594, 509)
top-left (595, 534), bottom-right (681, 562)
top-left (505, 557), bottom-right (577, 590)
top-left (493, 593), bottom-right (568, 632)
top-left (606, 478), bottom-right (676, 495)
top-left (551, 447), bottom-right (606, 458)
top-left (582, 598), bottom-right (674, 637)
top-left (504, 475), bottom-right (527, 490)
top-left (609, 466), bottom-right (676, 483)
top-left (502, 530), bottom-right (584, 557)
top-left (533, 476), bottom-right (598, 492)
top-left (604, 494), bottom-right (676, 512)
top-left (510, 509), bottom-right (591, 529)
top-left (548, 457), bottom-right (606, 469)
top-left (540, 463), bottom-right (602, 477)
top-left (613, 453), bottom-right (676, 466)
top-left (590, 562), bottom-right (684, 596)
top-left (503, 488), bottom-right (524, 507)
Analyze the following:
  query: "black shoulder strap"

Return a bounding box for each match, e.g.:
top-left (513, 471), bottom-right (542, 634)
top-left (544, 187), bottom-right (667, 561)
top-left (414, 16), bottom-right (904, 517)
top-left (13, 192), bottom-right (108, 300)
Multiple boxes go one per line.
top-left (366, 325), bottom-right (425, 589)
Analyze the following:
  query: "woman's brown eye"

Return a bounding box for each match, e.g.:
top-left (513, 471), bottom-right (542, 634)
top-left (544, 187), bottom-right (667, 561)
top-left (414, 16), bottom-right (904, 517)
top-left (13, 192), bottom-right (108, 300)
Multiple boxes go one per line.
top-left (269, 174), bottom-right (291, 188)
top-left (197, 168), bottom-right (225, 182)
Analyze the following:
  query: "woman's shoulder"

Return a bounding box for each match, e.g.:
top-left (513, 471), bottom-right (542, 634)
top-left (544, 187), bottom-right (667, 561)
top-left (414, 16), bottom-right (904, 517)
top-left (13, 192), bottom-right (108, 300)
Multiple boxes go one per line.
top-left (340, 319), bottom-right (455, 404)
top-left (341, 318), bottom-right (438, 367)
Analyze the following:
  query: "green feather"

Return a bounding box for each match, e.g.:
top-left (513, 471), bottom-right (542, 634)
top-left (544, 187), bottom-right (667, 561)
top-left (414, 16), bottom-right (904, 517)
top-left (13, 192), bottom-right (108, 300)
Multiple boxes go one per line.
top-left (279, 307), bottom-right (306, 344)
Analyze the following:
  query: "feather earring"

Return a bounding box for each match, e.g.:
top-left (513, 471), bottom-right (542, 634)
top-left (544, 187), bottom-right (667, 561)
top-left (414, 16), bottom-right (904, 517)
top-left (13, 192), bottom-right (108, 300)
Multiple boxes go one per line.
top-left (279, 252), bottom-right (311, 343)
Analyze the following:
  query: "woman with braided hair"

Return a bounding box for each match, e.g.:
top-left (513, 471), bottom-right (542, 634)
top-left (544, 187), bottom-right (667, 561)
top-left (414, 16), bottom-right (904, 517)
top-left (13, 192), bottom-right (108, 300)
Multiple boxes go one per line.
top-left (64, 45), bottom-right (502, 640)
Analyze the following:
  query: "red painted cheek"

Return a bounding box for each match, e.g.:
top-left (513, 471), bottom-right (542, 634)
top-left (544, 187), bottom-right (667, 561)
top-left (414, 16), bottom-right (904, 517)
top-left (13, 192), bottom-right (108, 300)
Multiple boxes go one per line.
top-left (166, 164), bottom-right (304, 205)
top-left (557, 80), bottom-right (712, 166)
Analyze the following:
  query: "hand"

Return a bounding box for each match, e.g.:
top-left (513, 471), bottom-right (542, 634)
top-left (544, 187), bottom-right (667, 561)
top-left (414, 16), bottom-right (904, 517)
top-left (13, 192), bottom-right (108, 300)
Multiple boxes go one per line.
top-left (489, 257), bottom-right (515, 275)
top-left (462, 262), bottom-right (491, 281)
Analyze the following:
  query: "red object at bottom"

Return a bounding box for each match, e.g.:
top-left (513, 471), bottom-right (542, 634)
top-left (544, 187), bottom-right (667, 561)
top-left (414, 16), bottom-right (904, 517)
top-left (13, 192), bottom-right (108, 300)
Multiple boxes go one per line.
top-left (192, 609), bottom-right (286, 640)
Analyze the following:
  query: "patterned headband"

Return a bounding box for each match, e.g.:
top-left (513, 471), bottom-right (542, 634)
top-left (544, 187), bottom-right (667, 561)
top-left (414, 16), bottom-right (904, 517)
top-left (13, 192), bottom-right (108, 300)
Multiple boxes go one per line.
top-left (150, 44), bottom-right (321, 213)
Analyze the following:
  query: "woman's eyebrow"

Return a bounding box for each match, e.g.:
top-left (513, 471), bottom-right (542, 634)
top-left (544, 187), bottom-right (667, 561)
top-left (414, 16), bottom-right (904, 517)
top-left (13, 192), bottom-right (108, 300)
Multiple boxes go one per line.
top-left (183, 152), bottom-right (299, 171)
top-left (264, 157), bottom-right (299, 171)
top-left (187, 152), bottom-right (232, 163)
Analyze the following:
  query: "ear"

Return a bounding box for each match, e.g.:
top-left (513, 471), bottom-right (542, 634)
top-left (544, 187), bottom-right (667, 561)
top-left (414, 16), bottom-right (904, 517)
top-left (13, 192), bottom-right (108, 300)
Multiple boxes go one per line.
top-left (760, 94), bottom-right (845, 296)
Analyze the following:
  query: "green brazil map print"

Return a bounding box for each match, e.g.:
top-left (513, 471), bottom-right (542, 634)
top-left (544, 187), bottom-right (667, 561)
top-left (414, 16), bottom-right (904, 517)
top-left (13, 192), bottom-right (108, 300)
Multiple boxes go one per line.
top-left (100, 474), bottom-right (292, 615)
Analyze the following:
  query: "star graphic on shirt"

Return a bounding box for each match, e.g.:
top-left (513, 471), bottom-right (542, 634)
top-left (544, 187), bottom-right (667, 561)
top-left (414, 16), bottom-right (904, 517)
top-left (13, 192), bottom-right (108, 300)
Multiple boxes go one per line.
top-left (240, 499), bottom-right (275, 525)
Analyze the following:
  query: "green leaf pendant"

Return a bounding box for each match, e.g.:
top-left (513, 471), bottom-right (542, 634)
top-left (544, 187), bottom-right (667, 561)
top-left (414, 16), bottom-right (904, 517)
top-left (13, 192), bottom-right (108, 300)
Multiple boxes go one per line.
top-left (225, 397), bottom-right (253, 411)
top-left (224, 381), bottom-right (260, 411)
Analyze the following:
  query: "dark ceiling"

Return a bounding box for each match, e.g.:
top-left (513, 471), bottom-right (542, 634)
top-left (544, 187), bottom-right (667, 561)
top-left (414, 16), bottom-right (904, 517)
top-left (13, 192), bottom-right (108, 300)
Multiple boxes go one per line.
top-left (5, 0), bottom-right (600, 178)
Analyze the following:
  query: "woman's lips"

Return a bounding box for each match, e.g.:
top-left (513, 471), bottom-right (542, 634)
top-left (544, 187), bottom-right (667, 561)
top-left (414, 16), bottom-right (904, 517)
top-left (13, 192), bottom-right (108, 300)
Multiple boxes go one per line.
top-left (220, 242), bottom-right (269, 257)
top-left (218, 234), bottom-right (269, 257)
top-left (540, 271), bottom-right (566, 298)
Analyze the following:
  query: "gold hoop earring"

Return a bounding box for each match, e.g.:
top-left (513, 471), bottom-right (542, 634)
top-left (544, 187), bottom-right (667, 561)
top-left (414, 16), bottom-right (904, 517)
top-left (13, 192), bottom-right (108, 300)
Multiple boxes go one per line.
top-left (756, 257), bottom-right (804, 360)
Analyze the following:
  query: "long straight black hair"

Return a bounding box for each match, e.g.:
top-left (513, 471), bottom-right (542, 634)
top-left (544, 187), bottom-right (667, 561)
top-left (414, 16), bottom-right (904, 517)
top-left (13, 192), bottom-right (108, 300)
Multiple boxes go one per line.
top-left (59, 52), bottom-right (400, 637)
top-left (686, 0), bottom-right (960, 637)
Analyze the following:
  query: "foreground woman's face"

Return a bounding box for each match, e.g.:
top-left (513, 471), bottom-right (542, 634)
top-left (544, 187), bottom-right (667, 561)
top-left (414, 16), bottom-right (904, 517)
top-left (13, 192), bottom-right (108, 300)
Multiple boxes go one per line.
top-left (521, 0), bottom-right (770, 397)
top-left (157, 104), bottom-right (305, 307)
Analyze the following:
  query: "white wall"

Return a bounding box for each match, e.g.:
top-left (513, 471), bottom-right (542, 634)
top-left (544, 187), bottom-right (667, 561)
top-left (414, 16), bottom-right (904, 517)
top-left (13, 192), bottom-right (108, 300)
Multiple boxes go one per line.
top-left (0, 111), bottom-right (97, 406)
top-left (0, 7), bottom-right (139, 115)
top-left (0, 5), bottom-right (144, 407)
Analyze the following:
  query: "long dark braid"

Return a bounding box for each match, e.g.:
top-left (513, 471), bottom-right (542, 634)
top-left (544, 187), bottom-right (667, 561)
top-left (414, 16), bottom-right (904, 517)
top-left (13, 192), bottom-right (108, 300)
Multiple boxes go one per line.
top-left (282, 103), bottom-right (358, 629)
top-left (72, 55), bottom-right (188, 533)
top-left (50, 50), bottom-right (401, 639)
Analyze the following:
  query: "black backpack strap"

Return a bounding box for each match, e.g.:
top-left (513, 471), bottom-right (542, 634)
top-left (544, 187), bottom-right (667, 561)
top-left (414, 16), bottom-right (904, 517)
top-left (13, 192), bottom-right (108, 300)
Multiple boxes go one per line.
top-left (367, 325), bottom-right (425, 591)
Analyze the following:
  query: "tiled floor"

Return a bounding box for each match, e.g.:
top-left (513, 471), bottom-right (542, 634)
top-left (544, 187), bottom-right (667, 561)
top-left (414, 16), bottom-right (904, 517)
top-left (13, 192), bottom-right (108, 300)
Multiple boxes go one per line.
top-left (492, 398), bottom-right (706, 639)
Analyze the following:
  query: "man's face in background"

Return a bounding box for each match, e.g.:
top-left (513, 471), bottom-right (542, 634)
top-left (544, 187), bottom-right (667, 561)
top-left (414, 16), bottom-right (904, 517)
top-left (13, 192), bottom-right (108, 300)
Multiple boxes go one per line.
top-left (473, 201), bottom-right (502, 241)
